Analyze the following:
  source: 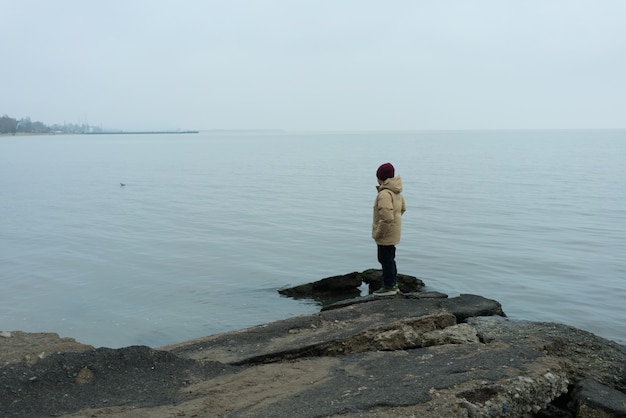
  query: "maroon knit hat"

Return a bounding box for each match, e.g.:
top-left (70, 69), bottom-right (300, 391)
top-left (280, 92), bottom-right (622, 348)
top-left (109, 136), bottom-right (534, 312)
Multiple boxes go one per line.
top-left (376, 162), bottom-right (395, 181)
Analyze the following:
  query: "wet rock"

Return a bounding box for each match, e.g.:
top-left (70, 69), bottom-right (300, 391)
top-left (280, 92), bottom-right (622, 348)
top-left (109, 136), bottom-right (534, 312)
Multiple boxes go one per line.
top-left (571, 379), bottom-right (626, 417)
top-left (278, 271), bottom-right (362, 296)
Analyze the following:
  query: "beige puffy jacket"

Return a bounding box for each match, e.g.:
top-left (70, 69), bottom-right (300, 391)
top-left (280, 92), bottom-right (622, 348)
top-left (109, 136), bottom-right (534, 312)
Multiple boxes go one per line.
top-left (372, 176), bottom-right (406, 245)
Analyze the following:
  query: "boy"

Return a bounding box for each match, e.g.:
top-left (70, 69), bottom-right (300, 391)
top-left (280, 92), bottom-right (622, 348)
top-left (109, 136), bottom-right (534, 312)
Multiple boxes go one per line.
top-left (372, 162), bottom-right (406, 296)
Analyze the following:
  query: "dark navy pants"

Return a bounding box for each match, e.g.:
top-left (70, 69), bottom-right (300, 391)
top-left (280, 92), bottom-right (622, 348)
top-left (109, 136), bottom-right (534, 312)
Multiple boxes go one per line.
top-left (377, 245), bottom-right (397, 287)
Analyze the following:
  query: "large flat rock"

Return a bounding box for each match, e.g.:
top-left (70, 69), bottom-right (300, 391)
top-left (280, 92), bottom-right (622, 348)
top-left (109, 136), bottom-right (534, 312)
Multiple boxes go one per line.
top-left (162, 294), bottom-right (504, 364)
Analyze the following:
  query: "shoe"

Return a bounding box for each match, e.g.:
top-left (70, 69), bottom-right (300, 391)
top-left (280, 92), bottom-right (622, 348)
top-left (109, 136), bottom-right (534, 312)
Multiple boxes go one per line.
top-left (373, 285), bottom-right (399, 296)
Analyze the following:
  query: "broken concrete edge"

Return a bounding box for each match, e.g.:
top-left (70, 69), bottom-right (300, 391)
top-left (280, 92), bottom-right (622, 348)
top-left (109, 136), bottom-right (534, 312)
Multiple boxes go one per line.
top-left (466, 316), bottom-right (626, 416)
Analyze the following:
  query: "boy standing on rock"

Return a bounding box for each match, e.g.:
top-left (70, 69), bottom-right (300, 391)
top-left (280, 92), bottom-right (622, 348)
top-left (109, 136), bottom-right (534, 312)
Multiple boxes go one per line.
top-left (372, 162), bottom-right (406, 296)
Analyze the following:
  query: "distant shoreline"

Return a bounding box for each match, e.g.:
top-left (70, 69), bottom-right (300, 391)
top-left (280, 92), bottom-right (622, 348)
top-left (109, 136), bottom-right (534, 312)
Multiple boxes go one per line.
top-left (0, 129), bottom-right (288, 137)
top-left (0, 132), bottom-right (56, 137)
top-left (3, 128), bottom-right (624, 139)
top-left (0, 131), bottom-right (199, 137)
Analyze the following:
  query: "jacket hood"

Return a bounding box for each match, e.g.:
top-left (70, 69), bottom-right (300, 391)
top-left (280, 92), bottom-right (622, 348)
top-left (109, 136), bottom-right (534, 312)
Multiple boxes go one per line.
top-left (376, 176), bottom-right (403, 194)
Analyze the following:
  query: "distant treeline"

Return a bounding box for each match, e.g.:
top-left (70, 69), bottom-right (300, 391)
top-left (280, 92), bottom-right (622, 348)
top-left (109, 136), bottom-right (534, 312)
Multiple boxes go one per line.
top-left (0, 114), bottom-right (102, 135)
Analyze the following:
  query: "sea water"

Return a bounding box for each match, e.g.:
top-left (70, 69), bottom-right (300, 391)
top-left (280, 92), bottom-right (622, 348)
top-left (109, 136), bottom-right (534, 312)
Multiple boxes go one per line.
top-left (1, 130), bottom-right (625, 348)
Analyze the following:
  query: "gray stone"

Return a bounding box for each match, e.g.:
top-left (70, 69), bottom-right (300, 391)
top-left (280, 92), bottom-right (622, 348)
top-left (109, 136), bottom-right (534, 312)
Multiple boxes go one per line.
top-left (422, 322), bottom-right (480, 346)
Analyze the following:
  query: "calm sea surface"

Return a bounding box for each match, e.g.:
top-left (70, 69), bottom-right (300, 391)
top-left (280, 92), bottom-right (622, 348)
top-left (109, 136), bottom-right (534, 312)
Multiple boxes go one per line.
top-left (1, 130), bottom-right (625, 348)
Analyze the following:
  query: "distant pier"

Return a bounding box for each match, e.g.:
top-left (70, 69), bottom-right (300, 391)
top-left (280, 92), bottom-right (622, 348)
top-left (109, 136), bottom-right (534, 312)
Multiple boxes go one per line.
top-left (84, 130), bottom-right (199, 135)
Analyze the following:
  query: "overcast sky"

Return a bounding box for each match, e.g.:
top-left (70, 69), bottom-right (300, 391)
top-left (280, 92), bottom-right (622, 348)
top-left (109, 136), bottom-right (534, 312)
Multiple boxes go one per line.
top-left (2, 0), bottom-right (625, 131)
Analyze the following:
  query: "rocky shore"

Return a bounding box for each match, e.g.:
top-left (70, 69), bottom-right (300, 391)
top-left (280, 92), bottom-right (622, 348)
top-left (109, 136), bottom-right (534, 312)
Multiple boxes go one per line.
top-left (1, 270), bottom-right (625, 417)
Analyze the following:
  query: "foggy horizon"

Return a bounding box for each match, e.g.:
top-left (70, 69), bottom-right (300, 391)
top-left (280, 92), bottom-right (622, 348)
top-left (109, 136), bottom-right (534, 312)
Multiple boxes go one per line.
top-left (3, 1), bottom-right (625, 131)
